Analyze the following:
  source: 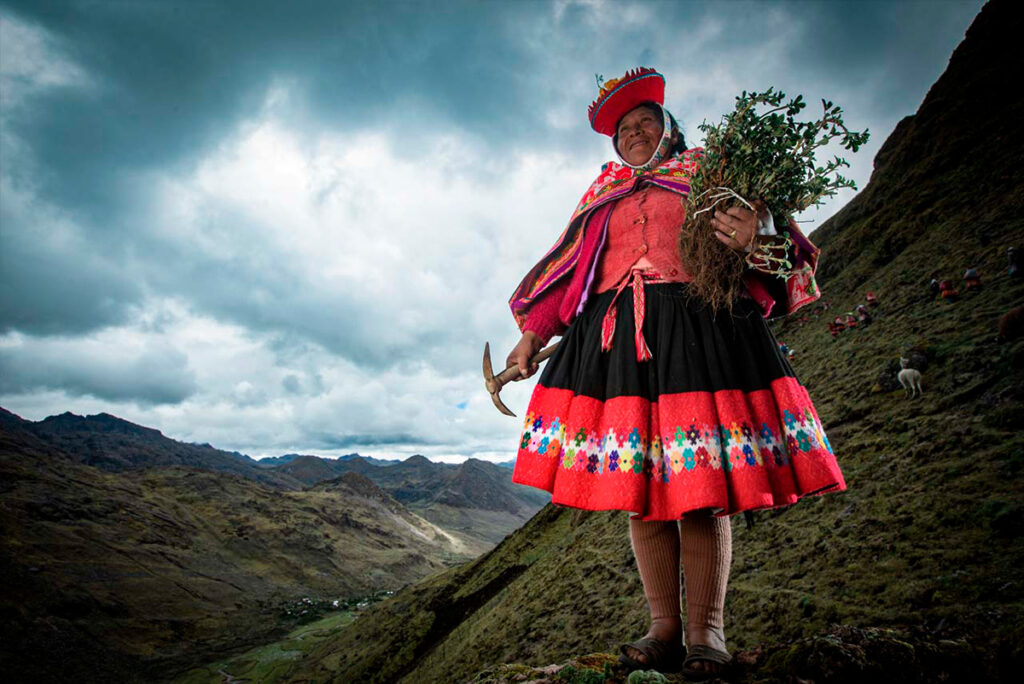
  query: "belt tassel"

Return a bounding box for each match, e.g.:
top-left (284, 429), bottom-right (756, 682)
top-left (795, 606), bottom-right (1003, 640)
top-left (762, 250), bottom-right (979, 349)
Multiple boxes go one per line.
top-left (600, 269), bottom-right (660, 362)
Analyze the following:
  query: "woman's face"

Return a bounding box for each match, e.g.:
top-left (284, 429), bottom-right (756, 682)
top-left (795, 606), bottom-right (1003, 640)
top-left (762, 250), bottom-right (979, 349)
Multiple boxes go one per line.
top-left (616, 105), bottom-right (663, 166)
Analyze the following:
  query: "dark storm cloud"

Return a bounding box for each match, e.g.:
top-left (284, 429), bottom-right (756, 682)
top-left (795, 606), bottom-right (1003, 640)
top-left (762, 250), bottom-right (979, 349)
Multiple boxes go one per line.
top-left (2, 0), bottom-right (985, 205)
top-left (0, 203), bottom-right (142, 335)
top-left (314, 432), bottom-right (436, 449)
top-left (0, 0), bottom-right (555, 344)
top-left (0, 337), bottom-right (198, 405)
top-left (4, 0), bottom-right (983, 221)
top-left (772, 0), bottom-right (984, 120)
top-left (1, 0), bottom-right (983, 341)
top-left (0, 0), bottom-right (546, 216)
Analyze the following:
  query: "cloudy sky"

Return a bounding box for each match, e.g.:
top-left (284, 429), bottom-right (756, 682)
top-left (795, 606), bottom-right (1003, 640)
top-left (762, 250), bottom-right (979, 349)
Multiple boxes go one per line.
top-left (0, 0), bottom-right (984, 462)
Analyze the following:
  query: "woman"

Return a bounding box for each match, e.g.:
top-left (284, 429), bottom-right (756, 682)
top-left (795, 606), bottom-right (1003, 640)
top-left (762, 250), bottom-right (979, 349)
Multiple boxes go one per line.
top-left (505, 68), bottom-right (846, 679)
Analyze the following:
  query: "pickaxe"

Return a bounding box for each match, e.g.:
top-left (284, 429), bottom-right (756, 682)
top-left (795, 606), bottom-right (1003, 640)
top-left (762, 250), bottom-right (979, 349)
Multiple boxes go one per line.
top-left (482, 341), bottom-right (560, 416)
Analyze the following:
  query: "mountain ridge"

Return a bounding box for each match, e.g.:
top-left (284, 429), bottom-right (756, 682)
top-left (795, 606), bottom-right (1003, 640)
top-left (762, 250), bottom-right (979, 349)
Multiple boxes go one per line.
top-left (0, 407), bottom-right (547, 530)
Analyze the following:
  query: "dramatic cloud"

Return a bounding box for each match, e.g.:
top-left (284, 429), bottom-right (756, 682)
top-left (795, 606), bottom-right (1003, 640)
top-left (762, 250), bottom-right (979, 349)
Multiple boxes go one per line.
top-left (0, 0), bottom-right (985, 460)
top-left (0, 328), bottom-right (197, 405)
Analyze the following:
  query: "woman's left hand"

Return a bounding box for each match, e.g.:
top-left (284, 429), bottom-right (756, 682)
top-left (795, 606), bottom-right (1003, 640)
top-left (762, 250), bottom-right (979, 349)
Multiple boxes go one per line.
top-left (711, 202), bottom-right (765, 251)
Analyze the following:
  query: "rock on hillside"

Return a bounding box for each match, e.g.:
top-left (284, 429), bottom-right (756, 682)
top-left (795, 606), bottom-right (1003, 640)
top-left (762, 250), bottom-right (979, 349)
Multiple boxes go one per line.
top-left (313, 471), bottom-right (419, 516)
top-left (263, 451), bottom-right (550, 550)
top-left (317, 470), bottom-right (395, 502)
top-left (378, 456), bottom-right (552, 551)
top-left (361, 455), bottom-right (547, 515)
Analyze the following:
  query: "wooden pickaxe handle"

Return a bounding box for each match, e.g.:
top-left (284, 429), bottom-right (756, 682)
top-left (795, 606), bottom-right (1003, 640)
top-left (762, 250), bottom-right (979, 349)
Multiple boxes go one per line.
top-left (482, 341), bottom-right (560, 417)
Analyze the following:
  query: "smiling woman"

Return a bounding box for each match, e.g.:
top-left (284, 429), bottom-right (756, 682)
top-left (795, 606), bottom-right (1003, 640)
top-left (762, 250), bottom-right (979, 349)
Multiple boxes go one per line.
top-left (503, 67), bottom-right (846, 680)
top-left (614, 103), bottom-right (680, 167)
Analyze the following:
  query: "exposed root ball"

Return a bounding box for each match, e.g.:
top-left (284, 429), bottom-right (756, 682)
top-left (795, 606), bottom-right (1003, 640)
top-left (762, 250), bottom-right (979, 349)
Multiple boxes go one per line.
top-left (678, 204), bottom-right (748, 311)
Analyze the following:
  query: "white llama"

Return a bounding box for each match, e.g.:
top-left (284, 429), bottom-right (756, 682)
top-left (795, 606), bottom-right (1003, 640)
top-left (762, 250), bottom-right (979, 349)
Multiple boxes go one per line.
top-left (897, 357), bottom-right (923, 398)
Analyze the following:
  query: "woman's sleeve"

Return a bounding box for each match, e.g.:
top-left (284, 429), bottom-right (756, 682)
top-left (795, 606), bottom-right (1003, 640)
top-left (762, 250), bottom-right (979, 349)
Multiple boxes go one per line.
top-left (521, 276), bottom-right (570, 345)
top-left (744, 216), bottom-right (821, 318)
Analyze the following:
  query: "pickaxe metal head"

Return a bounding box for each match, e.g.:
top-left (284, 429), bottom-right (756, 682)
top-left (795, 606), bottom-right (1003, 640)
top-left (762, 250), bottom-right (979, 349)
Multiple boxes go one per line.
top-left (483, 342), bottom-right (516, 416)
top-left (482, 340), bottom-right (560, 417)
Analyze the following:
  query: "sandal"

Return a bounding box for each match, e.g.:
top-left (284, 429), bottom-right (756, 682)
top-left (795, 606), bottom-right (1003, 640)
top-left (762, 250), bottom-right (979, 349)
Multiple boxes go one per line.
top-left (618, 636), bottom-right (686, 673)
top-left (681, 643), bottom-right (732, 681)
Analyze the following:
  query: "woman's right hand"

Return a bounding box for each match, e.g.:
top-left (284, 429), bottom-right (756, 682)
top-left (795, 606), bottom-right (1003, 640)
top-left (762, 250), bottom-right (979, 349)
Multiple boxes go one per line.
top-left (506, 331), bottom-right (543, 381)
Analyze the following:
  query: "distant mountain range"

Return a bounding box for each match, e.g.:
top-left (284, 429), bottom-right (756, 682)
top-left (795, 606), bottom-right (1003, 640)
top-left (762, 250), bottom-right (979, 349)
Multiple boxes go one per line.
top-left (255, 451), bottom-right (402, 468)
top-left (0, 407), bottom-right (544, 546)
top-left (0, 406), bottom-right (547, 681)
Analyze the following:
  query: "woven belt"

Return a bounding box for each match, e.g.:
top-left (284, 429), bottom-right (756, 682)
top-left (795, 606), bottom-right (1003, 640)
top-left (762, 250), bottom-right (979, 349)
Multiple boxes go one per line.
top-left (600, 269), bottom-right (668, 362)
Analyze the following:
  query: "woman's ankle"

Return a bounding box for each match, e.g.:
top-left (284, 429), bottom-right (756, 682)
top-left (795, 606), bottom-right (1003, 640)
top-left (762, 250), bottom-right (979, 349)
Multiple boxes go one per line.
top-left (685, 623), bottom-right (726, 651)
top-left (648, 615), bottom-right (682, 640)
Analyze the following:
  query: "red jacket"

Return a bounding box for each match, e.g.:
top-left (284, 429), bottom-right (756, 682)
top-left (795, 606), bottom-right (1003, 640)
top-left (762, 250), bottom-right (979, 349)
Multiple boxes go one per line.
top-left (510, 153), bottom-right (822, 344)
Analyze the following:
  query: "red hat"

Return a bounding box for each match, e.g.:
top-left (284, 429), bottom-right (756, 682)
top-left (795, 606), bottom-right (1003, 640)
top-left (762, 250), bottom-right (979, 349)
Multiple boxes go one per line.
top-left (588, 67), bottom-right (666, 137)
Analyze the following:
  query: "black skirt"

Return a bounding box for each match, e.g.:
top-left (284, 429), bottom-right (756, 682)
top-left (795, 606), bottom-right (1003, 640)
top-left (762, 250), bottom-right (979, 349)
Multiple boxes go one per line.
top-left (512, 282), bottom-right (846, 520)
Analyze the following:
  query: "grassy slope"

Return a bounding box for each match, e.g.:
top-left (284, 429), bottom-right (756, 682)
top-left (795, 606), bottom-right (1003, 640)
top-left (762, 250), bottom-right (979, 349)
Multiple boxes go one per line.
top-left (177, 610), bottom-right (360, 683)
top-left (280, 454), bottom-right (549, 552)
top-left (405, 501), bottom-right (537, 556)
top-left (290, 506), bottom-right (651, 683)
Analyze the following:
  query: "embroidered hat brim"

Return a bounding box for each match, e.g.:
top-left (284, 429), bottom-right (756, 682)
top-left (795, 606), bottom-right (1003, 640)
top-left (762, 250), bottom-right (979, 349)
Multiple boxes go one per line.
top-left (589, 68), bottom-right (666, 137)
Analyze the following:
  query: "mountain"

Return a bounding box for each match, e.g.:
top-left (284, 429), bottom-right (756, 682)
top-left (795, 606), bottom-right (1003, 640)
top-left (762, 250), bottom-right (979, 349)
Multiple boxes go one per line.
top-left (0, 407), bottom-right (551, 680)
top-left (275, 453), bottom-right (350, 483)
top-left (252, 453), bottom-right (301, 466)
top-left (2, 410), bottom-right (548, 552)
top-left (808, 0), bottom-right (1023, 294)
top-left (8, 409), bottom-right (303, 489)
top-left (343, 454), bottom-right (551, 551)
top-left (354, 454), bottom-right (547, 515)
top-left (260, 3), bottom-right (1024, 682)
top-left (339, 452), bottom-right (400, 467)
top-left (256, 452), bottom-right (400, 469)
top-left (256, 451), bottom-right (550, 551)
top-left (0, 411), bottom-right (474, 681)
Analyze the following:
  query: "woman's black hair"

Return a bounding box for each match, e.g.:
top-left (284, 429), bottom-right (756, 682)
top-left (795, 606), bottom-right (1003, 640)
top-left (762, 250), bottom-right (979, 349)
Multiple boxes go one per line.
top-left (666, 109), bottom-right (687, 156)
top-left (613, 102), bottom-right (688, 158)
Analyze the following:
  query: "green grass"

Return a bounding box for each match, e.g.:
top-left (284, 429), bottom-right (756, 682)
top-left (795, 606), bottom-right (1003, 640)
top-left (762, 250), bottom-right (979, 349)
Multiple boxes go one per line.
top-left (175, 610), bottom-right (358, 683)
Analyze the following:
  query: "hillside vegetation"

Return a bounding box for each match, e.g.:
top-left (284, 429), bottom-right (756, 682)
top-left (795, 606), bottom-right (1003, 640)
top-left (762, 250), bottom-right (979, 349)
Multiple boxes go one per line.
top-left (0, 403), bottom-right (547, 681)
top-left (0, 417), bottom-right (475, 681)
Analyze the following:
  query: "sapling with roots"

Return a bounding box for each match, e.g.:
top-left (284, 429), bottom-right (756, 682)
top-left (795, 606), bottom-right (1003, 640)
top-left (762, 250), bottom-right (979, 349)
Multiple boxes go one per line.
top-left (680, 88), bottom-right (870, 310)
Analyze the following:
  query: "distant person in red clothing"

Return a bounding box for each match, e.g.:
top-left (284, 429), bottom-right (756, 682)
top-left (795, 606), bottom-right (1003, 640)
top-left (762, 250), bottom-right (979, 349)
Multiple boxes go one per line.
top-left (505, 68), bottom-right (845, 678)
top-left (857, 304), bottom-right (872, 324)
top-left (939, 280), bottom-right (959, 303)
top-left (845, 312), bottom-right (858, 328)
top-left (865, 291), bottom-right (879, 307)
top-left (963, 266), bottom-right (982, 291)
